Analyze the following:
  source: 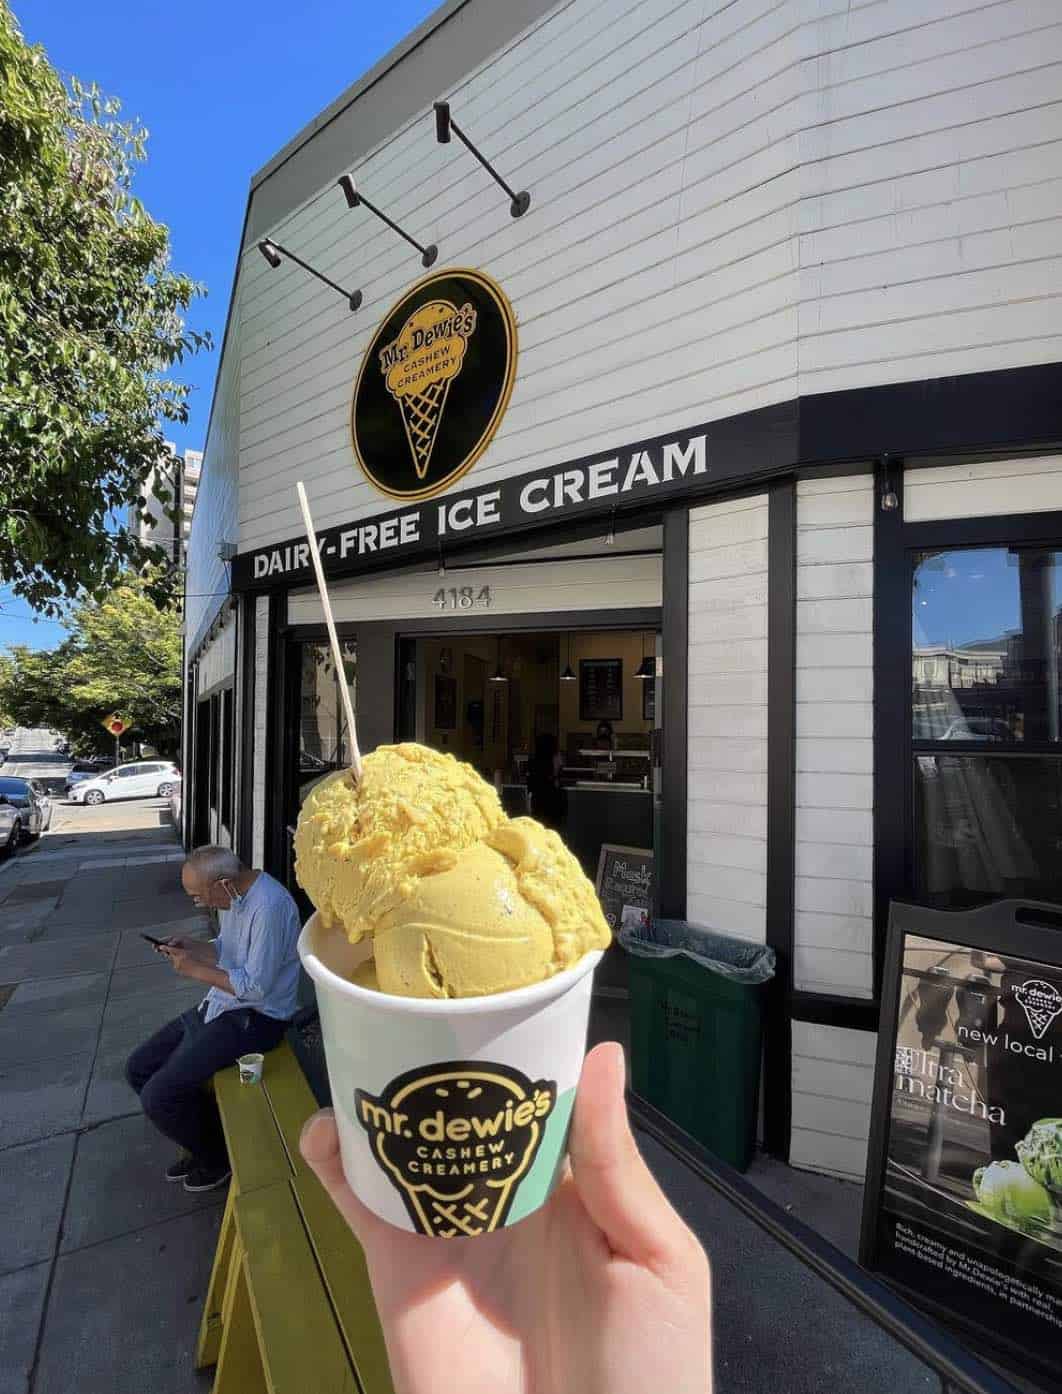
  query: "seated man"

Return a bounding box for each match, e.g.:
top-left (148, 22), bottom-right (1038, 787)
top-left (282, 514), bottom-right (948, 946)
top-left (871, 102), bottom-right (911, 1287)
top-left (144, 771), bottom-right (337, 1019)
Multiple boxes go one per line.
top-left (125, 845), bottom-right (301, 1192)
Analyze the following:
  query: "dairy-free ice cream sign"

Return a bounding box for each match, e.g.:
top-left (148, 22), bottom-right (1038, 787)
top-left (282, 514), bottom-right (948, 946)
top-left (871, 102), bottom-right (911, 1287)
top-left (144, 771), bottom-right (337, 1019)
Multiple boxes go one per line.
top-left (861, 901), bottom-right (1062, 1384)
top-left (351, 269), bottom-right (517, 502)
top-left (356, 1061), bottom-right (556, 1237)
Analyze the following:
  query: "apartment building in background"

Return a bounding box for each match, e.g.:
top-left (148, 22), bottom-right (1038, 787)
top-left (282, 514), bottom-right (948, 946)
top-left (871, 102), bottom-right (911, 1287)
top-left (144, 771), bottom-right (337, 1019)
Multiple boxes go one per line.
top-left (128, 442), bottom-right (203, 566)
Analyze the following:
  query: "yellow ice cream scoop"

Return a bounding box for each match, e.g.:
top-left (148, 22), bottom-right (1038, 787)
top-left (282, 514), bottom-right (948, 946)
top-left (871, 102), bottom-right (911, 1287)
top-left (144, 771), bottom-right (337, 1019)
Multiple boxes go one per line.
top-left (369, 819), bottom-right (610, 998)
top-left (293, 743), bottom-right (505, 941)
top-left (294, 744), bottom-right (611, 998)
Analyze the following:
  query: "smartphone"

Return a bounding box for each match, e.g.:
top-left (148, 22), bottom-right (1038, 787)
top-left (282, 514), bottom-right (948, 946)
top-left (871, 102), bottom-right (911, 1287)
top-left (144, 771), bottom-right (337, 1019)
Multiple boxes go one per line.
top-left (140, 933), bottom-right (169, 948)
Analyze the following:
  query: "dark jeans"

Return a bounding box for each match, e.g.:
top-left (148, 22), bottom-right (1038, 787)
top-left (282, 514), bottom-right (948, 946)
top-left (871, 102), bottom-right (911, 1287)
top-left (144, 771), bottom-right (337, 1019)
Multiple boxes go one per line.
top-left (125, 1005), bottom-right (287, 1166)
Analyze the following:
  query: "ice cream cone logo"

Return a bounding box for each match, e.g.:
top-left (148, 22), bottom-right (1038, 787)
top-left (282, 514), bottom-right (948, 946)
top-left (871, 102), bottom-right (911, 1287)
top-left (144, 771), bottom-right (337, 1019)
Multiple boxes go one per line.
top-left (379, 300), bottom-right (477, 480)
top-left (355, 1061), bottom-right (556, 1238)
top-left (1014, 979), bottom-right (1062, 1041)
top-left (351, 269), bottom-right (517, 502)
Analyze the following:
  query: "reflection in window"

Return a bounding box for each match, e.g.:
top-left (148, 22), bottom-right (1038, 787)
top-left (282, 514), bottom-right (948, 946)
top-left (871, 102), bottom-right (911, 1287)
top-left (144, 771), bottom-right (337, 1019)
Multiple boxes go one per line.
top-left (914, 755), bottom-right (1062, 908)
top-left (298, 640), bottom-right (356, 805)
top-left (912, 547), bottom-right (1062, 742)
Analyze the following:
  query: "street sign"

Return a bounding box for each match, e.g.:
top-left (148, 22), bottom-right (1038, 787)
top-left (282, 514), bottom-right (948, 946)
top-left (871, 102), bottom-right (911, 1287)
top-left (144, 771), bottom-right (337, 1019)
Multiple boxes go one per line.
top-left (101, 715), bottom-right (130, 736)
top-left (861, 899), bottom-right (1062, 1386)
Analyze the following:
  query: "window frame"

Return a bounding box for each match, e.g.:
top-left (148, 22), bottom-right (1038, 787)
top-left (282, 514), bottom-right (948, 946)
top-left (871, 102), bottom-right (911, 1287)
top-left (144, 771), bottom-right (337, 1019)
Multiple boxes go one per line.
top-left (874, 485), bottom-right (1062, 996)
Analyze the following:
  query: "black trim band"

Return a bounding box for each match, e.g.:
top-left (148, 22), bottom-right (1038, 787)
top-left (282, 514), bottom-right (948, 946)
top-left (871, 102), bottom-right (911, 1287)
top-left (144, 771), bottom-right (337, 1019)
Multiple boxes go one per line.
top-left (765, 481), bottom-right (796, 1152)
top-left (661, 508), bottom-right (689, 921)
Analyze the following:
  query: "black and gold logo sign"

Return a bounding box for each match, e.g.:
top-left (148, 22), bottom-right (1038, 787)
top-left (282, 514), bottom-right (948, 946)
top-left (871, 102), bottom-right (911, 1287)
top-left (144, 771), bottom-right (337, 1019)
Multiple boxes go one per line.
top-left (355, 1061), bottom-right (555, 1238)
top-left (351, 269), bottom-right (517, 502)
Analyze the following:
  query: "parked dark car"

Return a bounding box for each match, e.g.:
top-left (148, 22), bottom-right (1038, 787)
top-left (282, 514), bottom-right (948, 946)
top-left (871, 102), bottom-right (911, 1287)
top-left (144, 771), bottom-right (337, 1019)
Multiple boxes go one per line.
top-left (0, 776), bottom-right (51, 840)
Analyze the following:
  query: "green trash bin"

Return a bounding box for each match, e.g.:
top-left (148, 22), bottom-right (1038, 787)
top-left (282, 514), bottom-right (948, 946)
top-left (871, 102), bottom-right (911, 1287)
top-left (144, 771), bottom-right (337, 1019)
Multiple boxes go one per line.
top-left (619, 919), bottom-right (775, 1171)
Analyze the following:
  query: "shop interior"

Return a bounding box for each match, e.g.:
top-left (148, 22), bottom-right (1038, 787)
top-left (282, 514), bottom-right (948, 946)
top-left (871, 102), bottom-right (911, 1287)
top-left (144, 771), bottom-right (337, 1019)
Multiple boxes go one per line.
top-left (398, 627), bottom-right (660, 878)
top-left (287, 623), bottom-right (660, 980)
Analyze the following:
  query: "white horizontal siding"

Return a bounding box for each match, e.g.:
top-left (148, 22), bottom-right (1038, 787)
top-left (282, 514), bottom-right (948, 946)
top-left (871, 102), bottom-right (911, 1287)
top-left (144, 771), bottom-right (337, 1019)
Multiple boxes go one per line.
top-left (195, 617), bottom-right (236, 697)
top-left (794, 477), bottom-right (874, 998)
top-left (687, 494), bottom-right (769, 943)
top-left (286, 552), bottom-right (661, 625)
top-left (186, 295), bottom-right (240, 647)
top-left (904, 454), bottom-right (1062, 520)
top-left (231, 0), bottom-right (1062, 553)
top-left (790, 1021), bottom-right (876, 1181)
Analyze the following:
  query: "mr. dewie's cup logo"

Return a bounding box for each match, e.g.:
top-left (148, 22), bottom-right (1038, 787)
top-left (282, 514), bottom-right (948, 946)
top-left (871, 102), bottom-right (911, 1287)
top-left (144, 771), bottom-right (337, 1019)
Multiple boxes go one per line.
top-left (1015, 979), bottom-right (1062, 1040)
top-left (355, 1061), bottom-right (555, 1237)
top-left (351, 269), bottom-right (518, 502)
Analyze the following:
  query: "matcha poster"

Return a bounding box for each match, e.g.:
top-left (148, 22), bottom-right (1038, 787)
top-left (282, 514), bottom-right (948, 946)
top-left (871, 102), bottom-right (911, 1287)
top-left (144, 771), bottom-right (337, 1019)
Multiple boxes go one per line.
top-left (871, 933), bottom-right (1062, 1376)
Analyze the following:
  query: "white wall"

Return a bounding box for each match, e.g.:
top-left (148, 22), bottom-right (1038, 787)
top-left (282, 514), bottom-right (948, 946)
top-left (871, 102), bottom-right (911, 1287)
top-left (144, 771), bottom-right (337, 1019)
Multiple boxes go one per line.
top-left (904, 454), bottom-right (1062, 521)
top-left (794, 476), bottom-right (874, 998)
top-left (186, 294), bottom-right (241, 650)
top-left (686, 494), bottom-right (769, 943)
top-left (231, 0), bottom-right (1062, 556)
top-left (790, 1021), bottom-right (875, 1181)
top-left (287, 553), bottom-right (661, 625)
top-left (194, 612), bottom-right (236, 697)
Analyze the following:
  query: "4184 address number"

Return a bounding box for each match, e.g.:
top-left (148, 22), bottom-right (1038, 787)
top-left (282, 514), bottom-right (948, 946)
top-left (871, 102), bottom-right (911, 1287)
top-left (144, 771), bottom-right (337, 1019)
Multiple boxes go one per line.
top-left (432, 586), bottom-right (493, 610)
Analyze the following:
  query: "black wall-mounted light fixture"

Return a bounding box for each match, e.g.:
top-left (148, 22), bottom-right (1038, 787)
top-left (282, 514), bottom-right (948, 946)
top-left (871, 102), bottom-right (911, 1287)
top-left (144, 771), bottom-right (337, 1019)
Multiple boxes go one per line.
top-left (434, 101), bottom-right (530, 218)
top-left (561, 632), bottom-right (576, 682)
top-left (605, 507), bottom-right (616, 546)
top-left (257, 239), bottom-right (362, 311)
top-left (880, 451), bottom-right (900, 512)
top-left (488, 635), bottom-right (508, 683)
top-left (437, 545), bottom-right (446, 578)
top-left (336, 176), bottom-right (438, 268)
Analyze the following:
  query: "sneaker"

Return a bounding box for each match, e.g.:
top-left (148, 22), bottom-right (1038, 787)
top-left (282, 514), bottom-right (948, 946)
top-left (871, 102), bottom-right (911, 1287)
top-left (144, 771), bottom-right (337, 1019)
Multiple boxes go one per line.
top-left (165, 1154), bottom-right (193, 1183)
top-left (183, 1163), bottom-right (232, 1194)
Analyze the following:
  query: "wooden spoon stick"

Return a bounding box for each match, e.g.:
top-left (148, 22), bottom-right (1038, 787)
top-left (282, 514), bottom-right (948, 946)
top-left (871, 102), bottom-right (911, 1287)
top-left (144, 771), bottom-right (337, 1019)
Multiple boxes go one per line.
top-left (296, 481), bottom-right (362, 780)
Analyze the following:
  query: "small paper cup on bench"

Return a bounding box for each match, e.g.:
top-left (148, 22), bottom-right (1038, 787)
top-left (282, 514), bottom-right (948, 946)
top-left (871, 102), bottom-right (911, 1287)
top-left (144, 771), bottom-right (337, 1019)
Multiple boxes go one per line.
top-left (298, 911), bottom-right (601, 1239)
top-left (238, 1053), bottom-right (264, 1085)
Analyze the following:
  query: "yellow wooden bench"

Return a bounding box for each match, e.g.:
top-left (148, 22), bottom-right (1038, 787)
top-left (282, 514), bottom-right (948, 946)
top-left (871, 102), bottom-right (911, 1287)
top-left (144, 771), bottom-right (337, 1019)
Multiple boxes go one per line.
top-left (196, 1039), bottom-right (393, 1394)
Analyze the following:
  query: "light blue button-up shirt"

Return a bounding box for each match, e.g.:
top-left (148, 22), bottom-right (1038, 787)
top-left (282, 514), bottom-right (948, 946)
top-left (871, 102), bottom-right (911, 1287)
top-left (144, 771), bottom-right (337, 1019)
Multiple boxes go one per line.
top-left (202, 871), bottom-right (302, 1024)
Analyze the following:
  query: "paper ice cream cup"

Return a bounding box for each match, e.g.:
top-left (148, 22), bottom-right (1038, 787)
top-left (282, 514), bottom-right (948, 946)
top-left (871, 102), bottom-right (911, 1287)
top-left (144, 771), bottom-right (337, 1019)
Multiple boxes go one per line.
top-left (299, 911), bottom-right (602, 1238)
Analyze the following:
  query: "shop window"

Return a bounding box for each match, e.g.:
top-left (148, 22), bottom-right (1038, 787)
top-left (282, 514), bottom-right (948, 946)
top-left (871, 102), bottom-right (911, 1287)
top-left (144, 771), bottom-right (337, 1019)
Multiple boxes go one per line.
top-left (295, 638), bottom-right (357, 806)
top-left (911, 545), bottom-right (1062, 907)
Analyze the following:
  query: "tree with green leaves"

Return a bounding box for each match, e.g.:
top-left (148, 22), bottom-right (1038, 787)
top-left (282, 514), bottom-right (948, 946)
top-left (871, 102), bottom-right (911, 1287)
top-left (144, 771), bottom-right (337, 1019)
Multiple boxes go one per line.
top-left (0, 2), bottom-right (209, 616)
top-left (0, 570), bottom-right (182, 753)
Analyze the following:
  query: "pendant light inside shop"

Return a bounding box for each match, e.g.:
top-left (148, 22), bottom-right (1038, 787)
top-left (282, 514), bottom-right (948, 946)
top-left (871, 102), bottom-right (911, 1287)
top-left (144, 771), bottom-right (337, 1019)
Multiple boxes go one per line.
top-left (488, 636), bottom-right (508, 683)
top-left (635, 631), bottom-right (655, 679)
top-left (560, 632), bottom-right (576, 682)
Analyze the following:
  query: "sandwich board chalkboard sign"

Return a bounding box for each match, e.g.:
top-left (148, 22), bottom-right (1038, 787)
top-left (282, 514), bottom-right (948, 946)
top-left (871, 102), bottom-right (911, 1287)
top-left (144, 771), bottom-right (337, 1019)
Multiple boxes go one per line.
top-left (595, 844), bottom-right (653, 934)
top-left (860, 899), bottom-right (1062, 1386)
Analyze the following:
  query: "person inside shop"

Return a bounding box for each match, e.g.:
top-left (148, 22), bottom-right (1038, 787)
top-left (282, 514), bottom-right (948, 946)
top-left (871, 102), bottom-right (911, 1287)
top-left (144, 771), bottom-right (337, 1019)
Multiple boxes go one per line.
top-left (594, 719), bottom-right (616, 751)
top-left (300, 1041), bottom-right (712, 1393)
top-left (526, 731), bottom-right (567, 830)
top-left (125, 846), bottom-right (301, 1193)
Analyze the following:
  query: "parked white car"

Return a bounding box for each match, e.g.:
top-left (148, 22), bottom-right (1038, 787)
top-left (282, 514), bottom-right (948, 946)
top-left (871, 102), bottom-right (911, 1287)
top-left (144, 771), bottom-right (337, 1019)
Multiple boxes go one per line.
top-left (69, 760), bottom-right (181, 806)
top-left (0, 794), bottom-right (20, 858)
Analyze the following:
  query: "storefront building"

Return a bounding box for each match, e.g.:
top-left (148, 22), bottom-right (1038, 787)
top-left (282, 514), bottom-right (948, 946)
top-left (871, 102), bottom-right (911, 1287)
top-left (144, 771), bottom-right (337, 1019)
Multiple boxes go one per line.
top-left (184, 0), bottom-right (1062, 1180)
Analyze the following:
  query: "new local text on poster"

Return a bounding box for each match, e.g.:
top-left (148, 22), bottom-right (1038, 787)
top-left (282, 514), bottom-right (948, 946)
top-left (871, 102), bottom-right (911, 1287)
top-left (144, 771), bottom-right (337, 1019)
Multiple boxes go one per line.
top-left (863, 908), bottom-right (1062, 1382)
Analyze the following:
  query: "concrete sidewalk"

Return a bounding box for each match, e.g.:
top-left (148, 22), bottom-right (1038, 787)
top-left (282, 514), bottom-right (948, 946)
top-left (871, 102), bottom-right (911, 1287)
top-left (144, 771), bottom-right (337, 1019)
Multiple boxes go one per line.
top-left (0, 798), bottom-right (945, 1394)
top-left (0, 799), bottom-right (219, 1394)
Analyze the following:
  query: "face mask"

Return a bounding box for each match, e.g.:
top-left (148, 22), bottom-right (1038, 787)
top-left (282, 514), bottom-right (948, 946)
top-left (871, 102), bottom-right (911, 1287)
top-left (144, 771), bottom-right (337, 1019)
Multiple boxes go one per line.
top-left (221, 880), bottom-right (244, 908)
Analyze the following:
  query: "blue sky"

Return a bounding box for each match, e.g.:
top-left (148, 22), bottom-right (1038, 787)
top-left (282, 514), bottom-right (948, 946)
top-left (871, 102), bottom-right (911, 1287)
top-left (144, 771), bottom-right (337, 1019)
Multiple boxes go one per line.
top-left (1, 0), bottom-right (437, 653)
